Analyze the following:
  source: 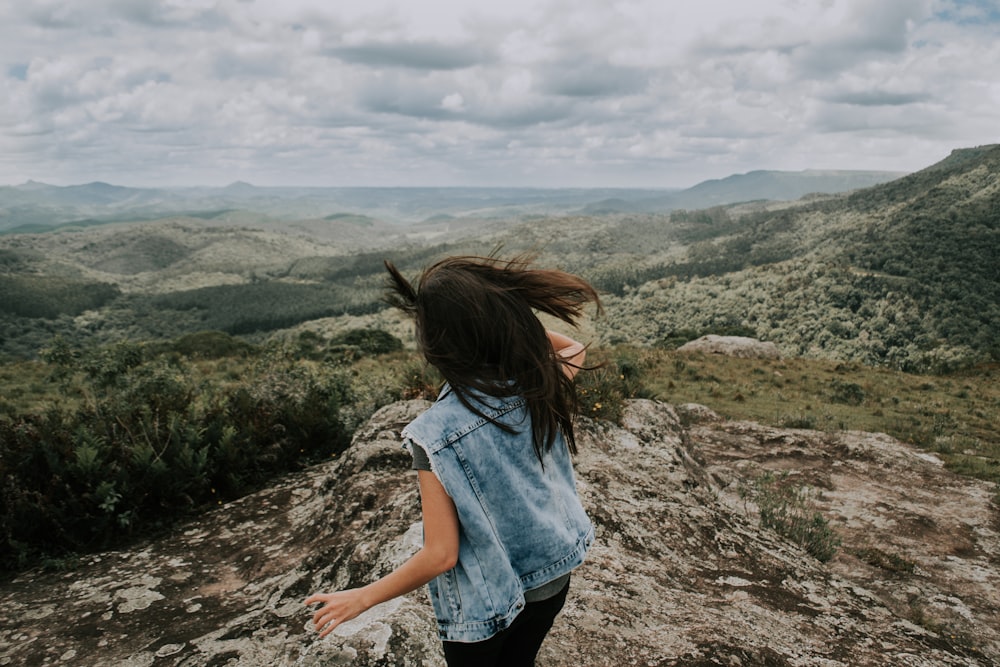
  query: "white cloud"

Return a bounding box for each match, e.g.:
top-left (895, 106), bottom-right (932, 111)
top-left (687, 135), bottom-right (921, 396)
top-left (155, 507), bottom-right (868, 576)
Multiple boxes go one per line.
top-left (0, 0), bottom-right (997, 187)
top-left (441, 93), bottom-right (465, 112)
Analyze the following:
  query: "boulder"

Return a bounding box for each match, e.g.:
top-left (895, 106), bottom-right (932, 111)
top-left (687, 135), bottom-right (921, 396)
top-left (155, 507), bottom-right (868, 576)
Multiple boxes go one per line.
top-left (677, 334), bottom-right (782, 359)
top-left (1, 399), bottom-right (997, 666)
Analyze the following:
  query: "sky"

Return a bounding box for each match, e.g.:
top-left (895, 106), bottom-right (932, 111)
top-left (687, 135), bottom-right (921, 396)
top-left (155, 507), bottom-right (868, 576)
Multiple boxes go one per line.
top-left (0, 0), bottom-right (998, 189)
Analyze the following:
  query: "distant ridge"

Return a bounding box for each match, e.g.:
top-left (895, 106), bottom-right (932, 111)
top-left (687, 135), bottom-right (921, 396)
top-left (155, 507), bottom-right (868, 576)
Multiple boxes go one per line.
top-left (222, 181), bottom-right (258, 194)
top-left (14, 180), bottom-right (55, 192)
top-left (581, 169), bottom-right (908, 214)
top-left (678, 168), bottom-right (908, 204)
top-left (0, 167), bottom-right (907, 232)
top-left (923, 144), bottom-right (999, 172)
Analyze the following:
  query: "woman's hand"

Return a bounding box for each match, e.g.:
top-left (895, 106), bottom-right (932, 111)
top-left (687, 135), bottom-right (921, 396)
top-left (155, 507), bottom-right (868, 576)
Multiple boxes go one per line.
top-left (303, 470), bottom-right (459, 639)
top-left (304, 588), bottom-right (372, 638)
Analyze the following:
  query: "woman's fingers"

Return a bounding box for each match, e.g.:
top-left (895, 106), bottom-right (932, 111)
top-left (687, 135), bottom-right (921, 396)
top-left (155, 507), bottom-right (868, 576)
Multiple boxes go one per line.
top-left (318, 617), bottom-right (339, 638)
top-left (315, 611), bottom-right (336, 635)
top-left (305, 594), bottom-right (338, 636)
top-left (304, 589), bottom-right (368, 637)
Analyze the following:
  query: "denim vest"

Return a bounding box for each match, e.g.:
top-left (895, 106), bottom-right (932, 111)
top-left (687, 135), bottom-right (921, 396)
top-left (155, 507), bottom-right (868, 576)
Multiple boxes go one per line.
top-left (401, 386), bottom-right (594, 643)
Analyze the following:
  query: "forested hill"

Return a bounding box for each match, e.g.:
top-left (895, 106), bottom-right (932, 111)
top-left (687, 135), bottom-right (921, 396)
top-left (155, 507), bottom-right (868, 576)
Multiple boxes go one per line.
top-left (601, 144), bottom-right (1000, 372)
top-left (842, 144), bottom-right (1000, 360)
top-left (0, 145), bottom-right (996, 371)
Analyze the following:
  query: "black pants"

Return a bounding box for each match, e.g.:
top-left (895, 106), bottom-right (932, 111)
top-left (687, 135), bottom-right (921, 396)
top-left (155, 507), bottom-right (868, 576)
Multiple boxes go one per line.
top-left (441, 580), bottom-right (570, 667)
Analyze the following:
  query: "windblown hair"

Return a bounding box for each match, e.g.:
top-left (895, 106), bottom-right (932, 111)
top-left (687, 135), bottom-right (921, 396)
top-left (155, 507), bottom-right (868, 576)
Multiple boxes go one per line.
top-left (384, 254), bottom-right (601, 459)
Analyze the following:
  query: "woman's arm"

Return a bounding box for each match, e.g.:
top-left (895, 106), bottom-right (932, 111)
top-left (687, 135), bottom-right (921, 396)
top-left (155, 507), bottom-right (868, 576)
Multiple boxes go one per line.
top-left (304, 470), bottom-right (460, 638)
top-left (546, 329), bottom-right (586, 379)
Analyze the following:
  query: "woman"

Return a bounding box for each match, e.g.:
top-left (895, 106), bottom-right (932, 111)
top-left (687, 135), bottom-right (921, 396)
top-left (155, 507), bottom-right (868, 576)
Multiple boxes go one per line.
top-left (305, 254), bottom-right (601, 666)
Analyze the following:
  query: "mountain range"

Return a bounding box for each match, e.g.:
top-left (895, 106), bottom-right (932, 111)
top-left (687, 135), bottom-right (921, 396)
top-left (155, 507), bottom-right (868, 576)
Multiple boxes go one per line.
top-left (0, 168), bottom-right (906, 233)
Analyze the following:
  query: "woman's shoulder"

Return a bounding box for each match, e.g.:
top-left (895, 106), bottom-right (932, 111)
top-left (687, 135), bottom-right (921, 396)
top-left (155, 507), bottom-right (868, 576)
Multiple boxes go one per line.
top-left (403, 386), bottom-right (525, 450)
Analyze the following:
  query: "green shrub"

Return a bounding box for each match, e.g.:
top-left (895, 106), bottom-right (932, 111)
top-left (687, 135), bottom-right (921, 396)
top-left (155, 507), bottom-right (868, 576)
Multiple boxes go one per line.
top-left (333, 328), bottom-right (404, 356)
top-left (780, 413), bottom-right (818, 429)
top-left (829, 380), bottom-right (865, 405)
top-left (0, 345), bottom-right (353, 574)
top-left (397, 359), bottom-right (442, 401)
top-left (575, 348), bottom-right (650, 423)
top-left (851, 547), bottom-right (916, 574)
top-left (657, 329), bottom-right (702, 350)
top-left (742, 472), bottom-right (841, 562)
top-left (168, 331), bottom-right (256, 359)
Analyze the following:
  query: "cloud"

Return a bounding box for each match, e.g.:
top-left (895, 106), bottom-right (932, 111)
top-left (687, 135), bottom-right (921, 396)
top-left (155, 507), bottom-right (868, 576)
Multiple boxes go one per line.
top-left (0, 0), bottom-right (997, 187)
top-left (18, 0), bottom-right (231, 31)
top-left (792, 0), bottom-right (934, 78)
top-left (212, 45), bottom-right (291, 79)
top-left (327, 40), bottom-right (493, 70)
top-left (824, 90), bottom-right (931, 106)
top-left (536, 59), bottom-right (649, 98)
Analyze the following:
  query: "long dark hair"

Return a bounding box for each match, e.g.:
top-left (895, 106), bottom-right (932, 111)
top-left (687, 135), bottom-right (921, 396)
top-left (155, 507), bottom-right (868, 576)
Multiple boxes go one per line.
top-left (384, 254), bottom-right (601, 459)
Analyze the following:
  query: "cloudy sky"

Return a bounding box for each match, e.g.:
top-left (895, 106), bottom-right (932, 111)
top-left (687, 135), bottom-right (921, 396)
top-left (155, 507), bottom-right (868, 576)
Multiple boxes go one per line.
top-left (1, 0), bottom-right (998, 188)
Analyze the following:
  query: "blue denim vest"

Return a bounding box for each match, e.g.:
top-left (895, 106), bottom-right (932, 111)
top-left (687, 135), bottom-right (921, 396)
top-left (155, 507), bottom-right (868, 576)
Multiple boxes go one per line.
top-left (401, 386), bottom-right (594, 643)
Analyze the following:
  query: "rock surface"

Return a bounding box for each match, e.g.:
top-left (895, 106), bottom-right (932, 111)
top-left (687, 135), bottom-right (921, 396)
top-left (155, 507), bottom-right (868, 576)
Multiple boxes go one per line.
top-left (1, 399), bottom-right (997, 666)
top-left (677, 335), bottom-right (782, 359)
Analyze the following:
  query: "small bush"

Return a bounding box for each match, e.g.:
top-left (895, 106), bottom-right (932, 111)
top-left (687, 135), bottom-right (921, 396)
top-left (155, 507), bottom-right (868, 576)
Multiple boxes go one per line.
top-left (333, 328), bottom-right (404, 356)
top-left (397, 359), bottom-right (442, 401)
top-left (829, 380), bottom-right (865, 405)
top-left (169, 331), bottom-right (256, 359)
top-left (742, 472), bottom-right (841, 562)
top-left (851, 547), bottom-right (916, 574)
top-left (780, 413), bottom-right (818, 429)
top-left (658, 329), bottom-right (702, 350)
top-left (576, 349), bottom-right (650, 423)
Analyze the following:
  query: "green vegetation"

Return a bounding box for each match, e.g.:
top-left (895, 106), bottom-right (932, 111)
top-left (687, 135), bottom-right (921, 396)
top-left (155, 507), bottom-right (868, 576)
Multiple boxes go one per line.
top-left (0, 329), bottom-right (413, 575)
top-left (575, 347), bottom-right (652, 423)
top-left (741, 471), bottom-right (841, 562)
top-left (642, 349), bottom-right (1000, 485)
top-left (2, 144), bottom-right (999, 576)
top-left (2, 330), bottom-right (998, 574)
top-left (0, 275), bottom-right (120, 319)
top-left (597, 145), bottom-right (1000, 372)
top-left (0, 242), bottom-right (458, 361)
top-left (850, 547), bottom-right (916, 574)
top-left (150, 281), bottom-right (381, 335)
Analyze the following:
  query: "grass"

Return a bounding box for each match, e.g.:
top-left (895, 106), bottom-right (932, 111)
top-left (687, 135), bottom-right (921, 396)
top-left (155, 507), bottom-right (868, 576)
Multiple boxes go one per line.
top-left (636, 349), bottom-right (1000, 486)
top-left (850, 547), bottom-right (916, 574)
top-left (0, 360), bottom-right (53, 415)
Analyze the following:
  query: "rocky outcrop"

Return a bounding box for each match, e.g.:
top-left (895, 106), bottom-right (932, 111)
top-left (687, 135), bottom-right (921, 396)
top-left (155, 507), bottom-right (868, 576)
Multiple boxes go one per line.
top-left (677, 335), bottom-right (782, 359)
top-left (1, 399), bottom-right (997, 666)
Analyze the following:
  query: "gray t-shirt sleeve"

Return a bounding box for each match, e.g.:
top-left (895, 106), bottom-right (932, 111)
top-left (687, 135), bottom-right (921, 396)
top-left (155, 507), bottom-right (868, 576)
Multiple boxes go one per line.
top-left (408, 440), bottom-right (432, 471)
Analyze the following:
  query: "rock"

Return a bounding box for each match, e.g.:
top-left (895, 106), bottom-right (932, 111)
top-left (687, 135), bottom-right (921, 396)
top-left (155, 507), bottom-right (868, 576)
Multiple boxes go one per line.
top-left (1, 399), bottom-right (997, 666)
top-left (678, 334), bottom-right (782, 359)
